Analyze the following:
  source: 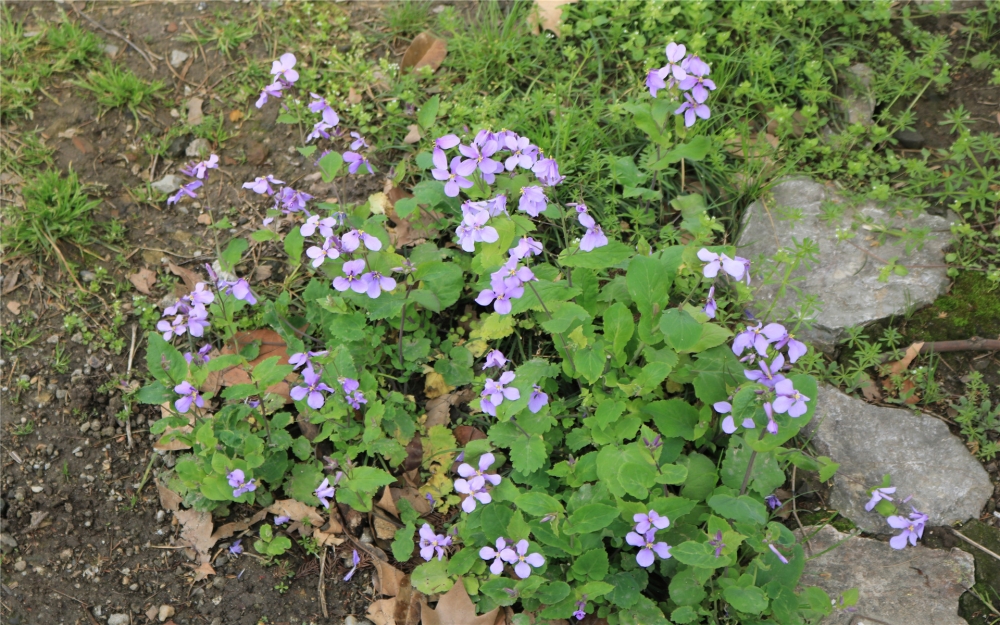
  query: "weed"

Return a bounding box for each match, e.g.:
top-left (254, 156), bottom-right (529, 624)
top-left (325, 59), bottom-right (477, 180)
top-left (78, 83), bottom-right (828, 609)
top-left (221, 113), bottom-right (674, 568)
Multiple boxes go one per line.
top-left (1, 168), bottom-right (100, 261)
top-left (71, 60), bottom-right (164, 118)
top-left (383, 0), bottom-right (432, 36)
top-left (13, 420), bottom-right (35, 436)
top-left (52, 343), bottom-right (71, 374)
top-left (180, 13), bottom-right (258, 58)
top-left (1, 317), bottom-right (40, 352)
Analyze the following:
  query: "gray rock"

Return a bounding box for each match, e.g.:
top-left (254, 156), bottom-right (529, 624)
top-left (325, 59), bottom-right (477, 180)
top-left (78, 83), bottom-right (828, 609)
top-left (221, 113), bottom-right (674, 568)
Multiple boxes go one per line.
top-left (14, 560), bottom-right (26, 571)
top-left (0, 532), bottom-right (18, 554)
top-left (108, 615), bottom-right (130, 625)
top-left (737, 178), bottom-right (954, 352)
top-left (80, 270), bottom-right (97, 282)
top-left (186, 138), bottom-right (210, 158)
top-left (103, 43), bottom-right (119, 57)
top-left (841, 63), bottom-right (875, 126)
top-left (798, 525), bottom-right (974, 625)
top-left (170, 49), bottom-right (189, 68)
top-left (151, 174), bottom-right (183, 195)
top-left (894, 129), bottom-right (925, 150)
top-left (805, 385), bottom-right (992, 533)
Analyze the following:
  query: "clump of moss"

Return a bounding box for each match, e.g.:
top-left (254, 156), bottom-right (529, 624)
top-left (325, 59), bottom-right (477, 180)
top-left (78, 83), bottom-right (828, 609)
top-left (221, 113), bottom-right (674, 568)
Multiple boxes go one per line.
top-left (904, 272), bottom-right (1000, 342)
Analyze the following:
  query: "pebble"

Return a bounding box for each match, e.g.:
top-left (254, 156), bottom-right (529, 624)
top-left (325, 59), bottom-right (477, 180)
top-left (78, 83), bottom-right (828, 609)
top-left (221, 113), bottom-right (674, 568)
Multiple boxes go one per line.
top-left (150, 174), bottom-right (183, 195)
top-left (158, 605), bottom-right (175, 622)
top-left (80, 270), bottom-right (97, 282)
top-left (108, 615), bottom-right (130, 625)
top-left (169, 49), bottom-right (189, 68)
top-left (60, 549), bottom-right (73, 560)
top-left (56, 389), bottom-right (68, 400)
top-left (0, 532), bottom-right (17, 554)
top-left (103, 43), bottom-right (119, 56)
top-left (80, 422), bottom-right (91, 433)
top-left (893, 129), bottom-right (925, 150)
top-left (30, 486), bottom-right (43, 493)
top-left (14, 560), bottom-right (26, 572)
top-left (46, 334), bottom-right (60, 344)
top-left (186, 138), bottom-right (210, 158)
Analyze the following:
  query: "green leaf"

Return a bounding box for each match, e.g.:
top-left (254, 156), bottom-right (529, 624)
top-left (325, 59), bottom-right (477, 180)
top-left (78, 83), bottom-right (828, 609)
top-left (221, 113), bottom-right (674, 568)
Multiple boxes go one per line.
top-left (284, 463), bottom-right (324, 506)
top-left (818, 456), bottom-right (840, 482)
top-left (137, 381), bottom-right (174, 404)
top-left (659, 309), bottom-right (702, 351)
top-left (618, 461), bottom-right (657, 499)
top-left (509, 434), bottom-right (546, 475)
top-left (649, 136), bottom-right (712, 170)
top-left (219, 238), bottom-right (248, 272)
top-left (723, 585), bottom-right (768, 614)
top-left (200, 474), bottom-right (235, 501)
top-left (594, 399), bottom-right (625, 430)
top-left (417, 95), bottom-right (440, 129)
top-left (573, 341), bottom-right (606, 384)
top-left (535, 581), bottom-right (570, 605)
top-left (722, 442), bottom-right (786, 497)
top-left (606, 570), bottom-right (647, 609)
top-left (392, 523), bottom-right (415, 561)
top-left (680, 453), bottom-right (718, 500)
top-left (345, 466), bottom-right (396, 496)
top-left (540, 301), bottom-right (591, 334)
top-left (618, 596), bottom-right (670, 625)
top-left (643, 398), bottom-right (699, 440)
top-left (602, 302), bottom-right (635, 362)
top-left (514, 492), bottom-right (564, 517)
top-left (655, 463), bottom-right (688, 484)
top-left (291, 436), bottom-right (312, 461)
top-left (447, 546), bottom-right (481, 575)
top-left (283, 227), bottom-right (304, 265)
top-left (559, 241), bottom-right (632, 268)
top-left (415, 261), bottom-right (465, 309)
top-left (669, 568), bottom-right (708, 606)
top-left (328, 312), bottom-right (367, 341)
top-left (707, 494), bottom-right (767, 525)
top-left (627, 254), bottom-right (670, 315)
top-left (671, 541), bottom-right (726, 569)
top-left (571, 548), bottom-right (609, 581)
top-left (670, 606), bottom-right (698, 624)
top-left (318, 151), bottom-right (343, 182)
top-left (411, 558), bottom-right (453, 595)
top-left (146, 332), bottom-right (188, 385)
top-left (252, 356), bottom-right (294, 389)
top-left (565, 503), bottom-right (619, 534)
top-left (685, 322), bottom-right (732, 352)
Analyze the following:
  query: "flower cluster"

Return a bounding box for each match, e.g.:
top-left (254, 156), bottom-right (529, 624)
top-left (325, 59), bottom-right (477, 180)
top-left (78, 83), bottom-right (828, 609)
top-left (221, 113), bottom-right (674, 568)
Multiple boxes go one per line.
top-left (157, 283), bottom-right (213, 340)
top-left (478, 537), bottom-right (545, 579)
top-left (256, 52), bottom-right (299, 108)
top-left (888, 508), bottom-right (927, 549)
top-left (625, 510), bottom-right (672, 567)
top-left (453, 452), bottom-right (501, 513)
top-left (571, 203), bottom-right (608, 252)
top-left (418, 523), bottom-right (452, 561)
top-left (173, 381), bottom-right (204, 413)
top-left (168, 153), bottom-right (218, 205)
top-left (646, 42), bottom-right (716, 128)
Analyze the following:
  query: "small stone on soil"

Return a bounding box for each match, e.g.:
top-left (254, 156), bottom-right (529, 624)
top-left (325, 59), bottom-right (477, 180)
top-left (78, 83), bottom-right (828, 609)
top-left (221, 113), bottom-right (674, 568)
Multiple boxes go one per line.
top-left (151, 175), bottom-right (183, 195)
top-left (108, 615), bottom-right (130, 625)
top-left (158, 604), bottom-right (174, 622)
top-left (893, 129), bottom-right (925, 149)
top-left (103, 44), bottom-right (119, 56)
top-left (186, 138), bottom-right (210, 158)
top-left (170, 50), bottom-right (189, 68)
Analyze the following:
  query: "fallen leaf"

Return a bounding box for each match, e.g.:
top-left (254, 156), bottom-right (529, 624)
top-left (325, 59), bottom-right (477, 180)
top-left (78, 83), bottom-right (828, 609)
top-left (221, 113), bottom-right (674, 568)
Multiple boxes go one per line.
top-left (1, 265), bottom-right (21, 295)
top-left (266, 499), bottom-right (327, 528)
top-left (369, 192), bottom-right (390, 215)
top-left (425, 388), bottom-right (477, 428)
top-left (128, 267), bottom-right (157, 295)
top-left (254, 264), bottom-right (272, 282)
top-left (192, 561), bottom-right (215, 582)
top-left (367, 598), bottom-right (399, 625)
top-left (376, 487), bottom-right (400, 518)
top-left (167, 261), bottom-right (202, 292)
top-left (229, 109), bottom-right (244, 123)
top-left (347, 87), bottom-right (363, 105)
top-left (247, 142), bottom-right (269, 166)
top-left (197, 213), bottom-right (213, 225)
top-left (187, 97), bottom-right (204, 126)
top-left (71, 136), bottom-right (94, 154)
top-left (453, 425), bottom-right (487, 447)
top-left (374, 515), bottom-right (398, 540)
top-left (393, 578), bottom-right (422, 625)
top-left (27, 510), bottom-right (49, 530)
top-left (579, 615), bottom-right (610, 625)
top-left (6, 300), bottom-right (21, 315)
top-left (529, 0), bottom-right (579, 36)
top-left (201, 328), bottom-right (295, 401)
top-left (424, 371), bottom-right (454, 402)
top-left (403, 124), bottom-right (422, 144)
top-left (386, 200), bottom-right (440, 248)
top-left (211, 509), bottom-right (268, 541)
top-left (400, 31), bottom-right (447, 72)
top-left (392, 487), bottom-right (432, 515)
top-left (372, 558), bottom-right (407, 597)
top-left (885, 341), bottom-right (924, 377)
top-left (153, 402), bottom-right (197, 451)
top-left (859, 375), bottom-right (882, 402)
top-left (313, 526), bottom-right (345, 547)
top-left (174, 508), bottom-right (215, 557)
top-left (403, 435), bottom-right (423, 472)
top-left (57, 127), bottom-right (80, 139)
top-left (145, 606), bottom-right (158, 621)
top-left (156, 478), bottom-right (183, 511)
top-left (421, 578), bottom-right (499, 625)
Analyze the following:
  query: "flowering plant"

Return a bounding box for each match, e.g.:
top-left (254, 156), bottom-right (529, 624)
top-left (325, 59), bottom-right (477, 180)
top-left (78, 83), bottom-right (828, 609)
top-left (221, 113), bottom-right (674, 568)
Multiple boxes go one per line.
top-left (140, 49), bottom-right (854, 623)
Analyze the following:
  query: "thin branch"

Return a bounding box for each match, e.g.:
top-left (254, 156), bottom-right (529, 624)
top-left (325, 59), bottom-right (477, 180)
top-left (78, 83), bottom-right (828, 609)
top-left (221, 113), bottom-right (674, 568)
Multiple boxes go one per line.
top-left (951, 528), bottom-right (1000, 563)
top-left (69, 3), bottom-right (157, 71)
top-left (879, 337), bottom-right (1000, 362)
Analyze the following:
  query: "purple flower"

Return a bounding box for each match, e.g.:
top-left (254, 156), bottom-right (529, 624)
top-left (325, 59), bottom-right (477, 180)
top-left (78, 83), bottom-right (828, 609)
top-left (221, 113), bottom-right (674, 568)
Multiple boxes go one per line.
top-left (577, 211), bottom-right (609, 251)
top-left (483, 350), bottom-right (506, 369)
top-left (315, 476), bottom-right (336, 508)
top-left (733, 322), bottom-right (772, 357)
top-left (499, 540), bottom-right (545, 579)
top-left (333, 259), bottom-right (371, 294)
top-left (475, 283), bottom-right (522, 315)
top-left (459, 140), bottom-right (502, 179)
top-left (772, 378), bottom-right (810, 417)
top-left (291, 366), bottom-right (335, 409)
top-left (435, 133), bottom-right (460, 150)
top-left (503, 134), bottom-right (538, 170)
top-left (306, 121), bottom-right (334, 142)
top-left (219, 278), bottom-right (257, 305)
top-left (256, 81), bottom-right (284, 108)
top-left (744, 354), bottom-right (785, 389)
top-left (532, 157), bottom-right (564, 186)
top-left (339, 377), bottom-right (366, 409)
top-left (573, 600), bottom-right (587, 621)
top-left (308, 93), bottom-right (330, 114)
top-left (675, 92), bottom-right (711, 127)
top-left (865, 487), bottom-right (897, 512)
top-left (889, 508), bottom-right (928, 549)
top-left (306, 236), bottom-right (342, 267)
top-left (456, 453), bottom-right (501, 492)
top-left (764, 401), bottom-right (778, 435)
top-left (274, 515), bottom-right (290, 525)
top-left (184, 343), bottom-right (212, 365)
top-left (229, 539), bottom-right (243, 556)
top-left (243, 175), bottom-right (283, 196)
top-left (276, 187), bottom-right (312, 213)
top-left (709, 531), bottom-right (725, 557)
top-left (517, 185), bottom-right (547, 217)
top-left (510, 236), bottom-right (543, 260)
top-left (678, 72), bottom-right (717, 103)
top-left (703, 286), bottom-right (717, 319)
top-left (456, 208), bottom-right (500, 252)
top-left (768, 542), bottom-right (789, 564)
top-left (418, 523), bottom-right (452, 561)
top-left (361, 271), bottom-right (396, 299)
top-left (227, 469), bottom-right (257, 498)
top-left (167, 179), bottom-right (202, 205)
top-left (646, 69), bottom-right (666, 98)
top-left (431, 150), bottom-right (475, 197)
top-left (341, 229), bottom-right (382, 252)
top-left (766, 494), bottom-right (782, 510)
top-left (661, 42), bottom-right (689, 84)
top-left (343, 151), bottom-right (374, 175)
top-left (625, 530), bottom-right (672, 568)
top-left (182, 154), bottom-right (219, 180)
top-left (454, 476), bottom-right (492, 513)
top-left (343, 549), bottom-right (360, 581)
top-left (491, 258), bottom-right (535, 290)
top-left (681, 54), bottom-right (711, 78)
top-left (528, 385), bottom-right (549, 413)
top-left (479, 538), bottom-right (509, 575)
top-left (288, 350), bottom-right (328, 372)
top-left (157, 306), bottom-right (210, 341)
top-left (697, 248), bottom-right (747, 281)
top-left (716, 400), bottom-right (757, 434)
top-left (761, 323), bottom-right (807, 363)
top-left (270, 52), bottom-right (299, 83)
top-left (173, 381), bottom-right (204, 413)
top-left (483, 372), bottom-right (520, 408)
top-left (486, 194), bottom-right (507, 217)
top-left (633, 510), bottom-right (670, 534)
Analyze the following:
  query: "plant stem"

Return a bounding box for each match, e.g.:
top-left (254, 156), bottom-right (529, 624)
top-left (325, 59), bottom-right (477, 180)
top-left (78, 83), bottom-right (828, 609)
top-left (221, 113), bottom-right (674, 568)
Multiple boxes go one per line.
top-left (527, 281), bottom-right (576, 371)
top-left (739, 450), bottom-right (757, 496)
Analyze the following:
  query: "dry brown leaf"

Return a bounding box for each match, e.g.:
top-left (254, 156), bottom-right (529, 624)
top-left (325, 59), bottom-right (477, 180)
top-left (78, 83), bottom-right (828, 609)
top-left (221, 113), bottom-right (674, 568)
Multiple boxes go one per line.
top-left (72, 136), bottom-right (94, 154)
top-left (1, 265), bottom-right (21, 295)
top-left (167, 261), bottom-right (202, 292)
top-left (197, 213), bottom-right (213, 225)
top-left (187, 97), bottom-right (204, 126)
top-left (403, 124), bottom-right (422, 144)
top-left (404, 435), bottom-right (423, 471)
top-left (129, 267), bottom-right (157, 295)
top-left (402, 468), bottom-right (421, 489)
top-left (887, 342), bottom-right (924, 377)
top-left (859, 375), bottom-right (882, 402)
top-left (313, 526), bottom-right (346, 547)
top-left (174, 508), bottom-right (215, 557)
top-left (453, 425), bottom-right (487, 447)
top-left (368, 598), bottom-right (399, 625)
top-left (192, 561), bottom-right (215, 582)
top-left (392, 487), bottom-right (432, 515)
top-left (374, 516), bottom-right (398, 540)
top-left (348, 87), bottom-right (363, 105)
top-left (211, 508), bottom-right (268, 541)
top-left (376, 487), bottom-right (400, 518)
top-left (372, 558), bottom-right (407, 597)
top-left (156, 478), bottom-right (183, 511)
top-left (386, 200), bottom-right (440, 248)
top-left (229, 109), bottom-right (244, 123)
top-left (254, 264), bottom-right (272, 282)
top-left (420, 579), bottom-right (499, 625)
top-left (201, 328), bottom-right (295, 401)
top-left (401, 31), bottom-right (447, 72)
top-left (57, 127), bottom-right (80, 139)
top-left (424, 371), bottom-right (454, 401)
top-left (425, 388), bottom-right (477, 428)
top-left (6, 300), bottom-right (21, 315)
top-left (153, 402), bottom-right (197, 451)
top-left (578, 615), bottom-right (610, 625)
top-left (393, 578), bottom-right (422, 625)
top-left (266, 499), bottom-right (326, 528)
top-left (529, 0), bottom-right (578, 36)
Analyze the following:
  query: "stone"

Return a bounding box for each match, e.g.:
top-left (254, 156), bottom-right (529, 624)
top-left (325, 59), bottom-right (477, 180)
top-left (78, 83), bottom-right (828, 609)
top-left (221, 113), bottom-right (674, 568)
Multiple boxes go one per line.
top-left (737, 178), bottom-right (954, 352)
top-left (14, 560), bottom-right (26, 572)
top-left (893, 128), bottom-right (925, 150)
top-left (150, 174), bottom-right (183, 195)
top-left (0, 532), bottom-right (18, 554)
top-left (798, 525), bottom-right (974, 625)
top-left (169, 49), bottom-right (189, 68)
top-left (186, 138), bottom-right (210, 158)
top-left (108, 615), bottom-right (130, 625)
top-left (343, 616), bottom-right (374, 625)
top-left (158, 604), bottom-right (175, 622)
top-left (103, 43), bottom-right (119, 57)
top-left (841, 62), bottom-right (874, 126)
top-left (80, 270), bottom-right (97, 282)
top-left (805, 385), bottom-right (992, 534)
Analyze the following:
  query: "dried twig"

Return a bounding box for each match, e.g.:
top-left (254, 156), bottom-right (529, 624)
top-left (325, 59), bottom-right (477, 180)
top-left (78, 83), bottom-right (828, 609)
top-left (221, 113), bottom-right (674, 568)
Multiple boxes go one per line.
top-left (69, 3), bottom-right (156, 71)
top-left (879, 337), bottom-right (1000, 362)
top-left (952, 528), bottom-right (1000, 563)
top-left (125, 324), bottom-right (138, 449)
top-left (318, 546), bottom-right (329, 618)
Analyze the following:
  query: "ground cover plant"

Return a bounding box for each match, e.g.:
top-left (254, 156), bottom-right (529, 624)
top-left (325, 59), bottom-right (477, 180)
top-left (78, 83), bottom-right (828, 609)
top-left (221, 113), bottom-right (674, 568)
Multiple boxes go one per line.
top-left (1, 1), bottom-right (999, 624)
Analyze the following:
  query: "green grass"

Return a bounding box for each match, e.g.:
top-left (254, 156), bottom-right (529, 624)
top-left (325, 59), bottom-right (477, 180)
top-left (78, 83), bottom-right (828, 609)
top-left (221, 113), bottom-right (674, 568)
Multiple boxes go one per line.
top-left (71, 60), bottom-right (164, 117)
top-left (1, 168), bottom-right (100, 260)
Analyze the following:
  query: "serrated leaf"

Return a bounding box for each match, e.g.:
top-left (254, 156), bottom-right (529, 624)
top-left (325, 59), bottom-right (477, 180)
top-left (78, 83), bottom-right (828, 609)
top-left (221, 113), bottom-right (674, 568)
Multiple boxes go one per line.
top-left (565, 503), bottom-right (619, 534)
top-left (627, 254), bottom-right (670, 315)
top-left (559, 240), bottom-right (633, 268)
